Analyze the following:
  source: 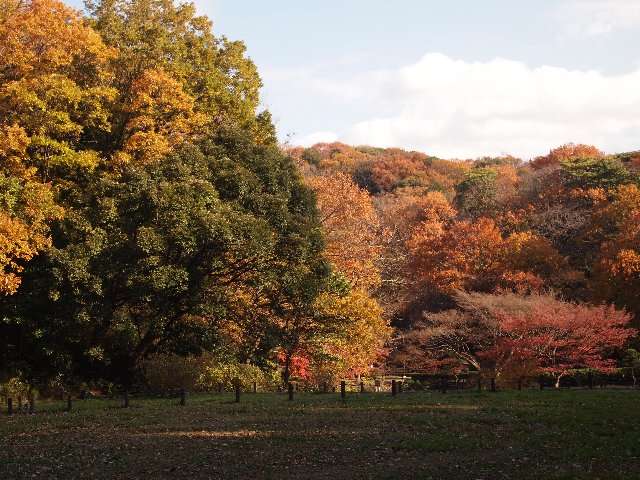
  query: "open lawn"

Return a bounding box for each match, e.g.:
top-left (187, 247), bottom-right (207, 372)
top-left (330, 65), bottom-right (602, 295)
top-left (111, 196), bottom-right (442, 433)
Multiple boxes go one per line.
top-left (1, 389), bottom-right (639, 479)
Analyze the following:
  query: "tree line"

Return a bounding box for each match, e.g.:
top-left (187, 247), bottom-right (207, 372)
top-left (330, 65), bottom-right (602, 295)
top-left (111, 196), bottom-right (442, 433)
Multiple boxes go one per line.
top-left (289, 141), bottom-right (640, 385)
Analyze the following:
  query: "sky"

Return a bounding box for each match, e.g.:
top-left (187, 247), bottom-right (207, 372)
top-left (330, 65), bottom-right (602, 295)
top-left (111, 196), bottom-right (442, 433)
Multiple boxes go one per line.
top-left (64, 0), bottom-right (640, 160)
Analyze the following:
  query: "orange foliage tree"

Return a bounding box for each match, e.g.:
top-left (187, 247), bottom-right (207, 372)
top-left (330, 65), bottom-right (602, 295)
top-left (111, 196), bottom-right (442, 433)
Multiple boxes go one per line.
top-left (592, 210), bottom-right (640, 326)
top-left (408, 216), bottom-right (572, 299)
top-left (373, 191), bottom-right (457, 318)
top-left (0, 0), bottom-right (116, 180)
top-left (586, 184), bottom-right (640, 241)
top-left (500, 231), bottom-right (573, 292)
top-left (407, 217), bottom-right (505, 296)
top-left (307, 173), bottom-right (381, 290)
top-left (530, 143), bottom-right (605, 170)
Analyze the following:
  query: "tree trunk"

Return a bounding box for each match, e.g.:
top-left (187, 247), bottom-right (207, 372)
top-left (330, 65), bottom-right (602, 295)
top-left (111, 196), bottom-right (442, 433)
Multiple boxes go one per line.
top-left (554, 373), bottom-right (564, 388)
top-left (282, 353), bottom-right (292, 388)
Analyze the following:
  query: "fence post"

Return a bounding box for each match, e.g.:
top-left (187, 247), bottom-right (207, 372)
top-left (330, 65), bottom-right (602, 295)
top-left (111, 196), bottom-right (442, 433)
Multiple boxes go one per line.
top-left (340, 380), bottom-right (346, 398)
top-left (539, 374), bottom-right (544, 390)
top-left (360, 381), bottom-right (365, 393)
top-left (29, 398), bottom-right (35, 414)
top-left (179, 388), bottom-right (186, 406)
top-left (253, 382), bottom-right (257, 394)
top-left (124, 390), bottom-right (129, 408)
top-left (491, 378), bottom-right (496, 392)
top-left (288, 382), bottom-right (294, 401)
top-left (7, 397), bottom-right (12, 415)
top-left (66, 394), bottom-right (72, 412)
top-left (477, 377), bottom-right (482, 392)
top-left (391, 379), bottom-right (397, 396)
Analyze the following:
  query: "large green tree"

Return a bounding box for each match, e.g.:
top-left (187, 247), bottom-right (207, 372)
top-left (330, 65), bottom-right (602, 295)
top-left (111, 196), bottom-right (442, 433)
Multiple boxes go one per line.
top-left (0, 131), bottom-right (328, 386)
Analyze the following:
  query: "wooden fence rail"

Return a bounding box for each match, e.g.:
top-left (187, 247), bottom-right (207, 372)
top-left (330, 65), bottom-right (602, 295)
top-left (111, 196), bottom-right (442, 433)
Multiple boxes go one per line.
top-left (4, 377), bottom-right (638, 416)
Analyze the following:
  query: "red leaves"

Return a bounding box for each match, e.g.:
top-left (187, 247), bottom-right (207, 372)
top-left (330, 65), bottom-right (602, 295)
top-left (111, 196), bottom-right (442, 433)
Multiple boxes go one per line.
top-left (485, 298), bottom-right (635, 376)
top-left (400, 292), bottom-right (635, 380)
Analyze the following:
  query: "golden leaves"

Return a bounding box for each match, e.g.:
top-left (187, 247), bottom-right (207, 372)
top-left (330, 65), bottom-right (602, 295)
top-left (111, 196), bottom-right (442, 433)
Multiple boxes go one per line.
top-left (0, 1), bottom-right (116, 179)
top-left (314, 289), bottom-right (391, 377)
top-left (307, 173), bottom-right (381, 290)
top-left (0, 172), bottom-right (62, 295)
top-left (0, 210), bottom-right (37, 295)
top-left (122, 69), bottom-right (207, 164)
top-left (0, 0), bottom-right (114, 79)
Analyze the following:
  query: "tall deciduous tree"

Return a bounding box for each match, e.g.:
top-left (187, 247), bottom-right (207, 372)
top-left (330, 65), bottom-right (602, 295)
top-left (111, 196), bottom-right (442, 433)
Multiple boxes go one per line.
top-left (307, 173), bottom-right (381, 290)
top-left (311, 289), bottom-right (392, 381)
top-left (369, 192), bottom-right (456, 321)
top-left (1, 132), bottom-right (328, 385)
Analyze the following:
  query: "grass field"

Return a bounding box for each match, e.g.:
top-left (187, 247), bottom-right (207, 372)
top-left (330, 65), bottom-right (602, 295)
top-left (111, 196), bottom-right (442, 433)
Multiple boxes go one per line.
top-left (1, 389), bottom-right (639, 479)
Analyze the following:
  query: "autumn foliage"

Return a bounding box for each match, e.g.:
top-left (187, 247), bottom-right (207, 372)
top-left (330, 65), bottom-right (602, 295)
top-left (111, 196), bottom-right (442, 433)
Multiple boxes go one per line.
top-left (0, 0), bottom-right (638, 393)
top-left (399, 292), bottom-right (635, 385)
top-left (292, 141), bottom-right (640, 383)
top-left (307, 173), bottom-right (381, 290)
top-left (485, 300), bottom-right (633, 385)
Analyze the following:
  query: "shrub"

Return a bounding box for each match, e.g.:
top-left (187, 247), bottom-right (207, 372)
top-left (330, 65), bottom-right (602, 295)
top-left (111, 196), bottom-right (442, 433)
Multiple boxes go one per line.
top-left (198, 362), bottom-right (281, 392)
top-left (0, 377), bottom-right (37, 399)
top-left (142, 354), bottom-right (203, 395)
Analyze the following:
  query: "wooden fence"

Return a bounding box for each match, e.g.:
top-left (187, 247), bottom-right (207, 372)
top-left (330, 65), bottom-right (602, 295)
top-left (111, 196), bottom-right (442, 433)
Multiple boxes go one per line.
top-left (4, 374), bottom-right (638, 416)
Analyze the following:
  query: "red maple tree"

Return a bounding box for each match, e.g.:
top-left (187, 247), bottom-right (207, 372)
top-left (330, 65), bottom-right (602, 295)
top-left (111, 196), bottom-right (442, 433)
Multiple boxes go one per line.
top-left (484, 300), bottom-right (634, 386)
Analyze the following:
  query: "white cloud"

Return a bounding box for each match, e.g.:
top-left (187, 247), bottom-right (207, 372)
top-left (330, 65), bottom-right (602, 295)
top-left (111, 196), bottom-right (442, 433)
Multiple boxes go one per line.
top-left (285, 53), bottom-right (640, 159)
top-left (296, 131), bottom-right (338, 147)
top-left (553, 0), bottom-right (640, 38)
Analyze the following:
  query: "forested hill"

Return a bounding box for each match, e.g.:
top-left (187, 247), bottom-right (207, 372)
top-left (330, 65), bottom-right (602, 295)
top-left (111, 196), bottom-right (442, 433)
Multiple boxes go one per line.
top-left (291, 142), bottom-right (640, 379)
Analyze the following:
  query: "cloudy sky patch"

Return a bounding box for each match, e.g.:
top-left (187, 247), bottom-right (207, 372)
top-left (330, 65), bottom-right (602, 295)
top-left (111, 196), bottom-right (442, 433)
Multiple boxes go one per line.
top-left (64, 0), bottom-right (640, 159)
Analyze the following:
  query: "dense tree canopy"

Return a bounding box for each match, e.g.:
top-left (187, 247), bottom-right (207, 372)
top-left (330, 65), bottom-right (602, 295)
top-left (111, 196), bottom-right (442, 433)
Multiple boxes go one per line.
top-left (1, 0), bottom-right (638, 393)
top-left (291, 141), bottom-right (639, 382)
top-left (1, 130), bottom-right (333, 385)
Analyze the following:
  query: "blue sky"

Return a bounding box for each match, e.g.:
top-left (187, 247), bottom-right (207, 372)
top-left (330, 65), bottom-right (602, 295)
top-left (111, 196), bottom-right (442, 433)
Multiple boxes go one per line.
top-left (64, 1), bottom-right (640, 159)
